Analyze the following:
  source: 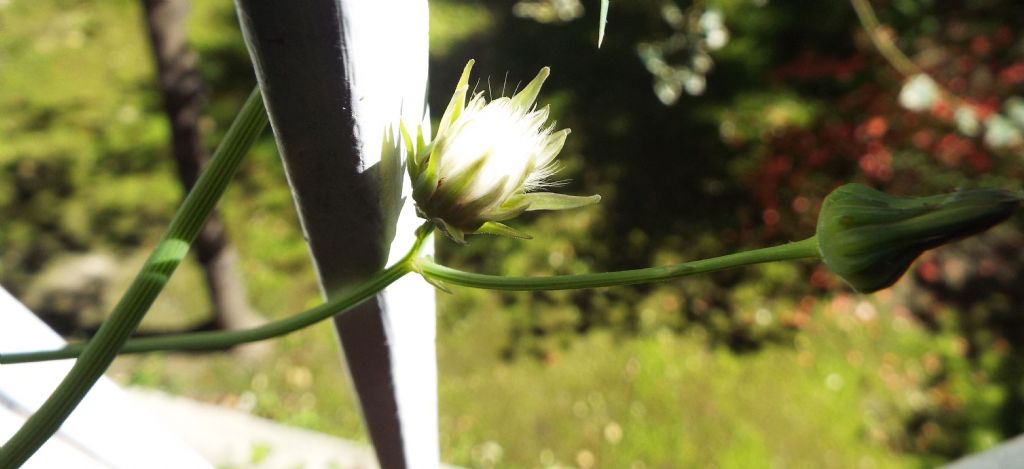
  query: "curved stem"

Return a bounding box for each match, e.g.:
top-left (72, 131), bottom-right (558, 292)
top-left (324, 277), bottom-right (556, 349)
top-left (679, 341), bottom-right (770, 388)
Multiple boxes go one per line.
top-left (5, 228), bottom-right (807, 363)
top-left (0, 223), bottom-right (434, 365)
top-left (416, 236), bottom-right (821, 291)
top-left (849, 0), bottom-right (919, 77)
top-left (0, 88), bottom-right (267, 468)
top-left (2, 268), bottom-right (403, 364)
top-left (849, 0), bottom-right (965, 108)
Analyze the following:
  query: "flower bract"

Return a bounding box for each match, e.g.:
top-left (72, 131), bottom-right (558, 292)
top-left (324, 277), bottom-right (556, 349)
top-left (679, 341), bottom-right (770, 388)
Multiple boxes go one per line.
top-left (404, 60), bottom-right (600, 243)
top-left (816, 183), bottom-right (1020, 292)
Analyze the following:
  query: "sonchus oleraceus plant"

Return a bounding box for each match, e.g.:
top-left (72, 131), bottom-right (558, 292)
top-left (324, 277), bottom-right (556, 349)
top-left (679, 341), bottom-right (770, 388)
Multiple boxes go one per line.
top-left (404, 60), bottom-right (601, 243)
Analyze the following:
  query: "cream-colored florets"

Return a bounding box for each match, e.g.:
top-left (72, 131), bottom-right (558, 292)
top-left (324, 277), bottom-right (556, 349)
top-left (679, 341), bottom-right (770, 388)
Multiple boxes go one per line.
top-left (406, 59), bottom-right (600, 242)
top-left (436, 94), bottom-right (558, 203)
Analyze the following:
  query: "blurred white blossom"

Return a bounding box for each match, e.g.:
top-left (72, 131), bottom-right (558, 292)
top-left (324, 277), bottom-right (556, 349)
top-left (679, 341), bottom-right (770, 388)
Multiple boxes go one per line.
top-left (513, 0), bottom-right (583, 23)
top-left (983, 114), bottom-right (1024, 149)
top-left (638, 3), bottom-right (730, 104)
top-left (898, 74), bottom-right (939, 112)
top-left (954, 106), bottom-right (981, 137)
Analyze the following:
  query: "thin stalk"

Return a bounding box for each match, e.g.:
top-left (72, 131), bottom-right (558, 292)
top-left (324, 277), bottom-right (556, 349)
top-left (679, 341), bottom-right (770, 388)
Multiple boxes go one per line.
top-left (417, 237), bottom-right (821, 291)
top-left (849, 0), bottom-right (965, 108)
top-left (0, 88), bottom-right (267, 468)
top-left (5, 230), bottom-right (813, 363)
top-left (849, 0), bottom-right (919, 77)
top-left (0, 225), bottom-right (433, 365)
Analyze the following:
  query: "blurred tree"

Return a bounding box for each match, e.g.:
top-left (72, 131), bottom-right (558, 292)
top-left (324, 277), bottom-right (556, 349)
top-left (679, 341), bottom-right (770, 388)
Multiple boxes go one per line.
top-left (141, 0), bottom-right (261, 331)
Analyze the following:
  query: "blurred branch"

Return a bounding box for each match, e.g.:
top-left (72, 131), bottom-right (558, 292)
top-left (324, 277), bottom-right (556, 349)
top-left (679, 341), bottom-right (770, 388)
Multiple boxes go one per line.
top-left (849, 0), bottom-right (965, 108)
top-left (851, 0), bottom-right (1024, 152)
top-left (142, 0), bottom-right (263, 333)
top-left (849, 0), bottom-right (919, 77)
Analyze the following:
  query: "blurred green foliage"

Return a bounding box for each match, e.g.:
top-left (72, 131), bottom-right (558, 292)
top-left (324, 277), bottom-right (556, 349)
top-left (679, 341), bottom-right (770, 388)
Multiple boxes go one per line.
top-left (2, 0), bottom-right (1024, 466)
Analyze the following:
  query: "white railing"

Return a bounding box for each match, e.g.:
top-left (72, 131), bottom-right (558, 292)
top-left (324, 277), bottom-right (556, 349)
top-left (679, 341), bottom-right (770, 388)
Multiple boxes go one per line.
top-left (235, 0), bottom-right (437, 466)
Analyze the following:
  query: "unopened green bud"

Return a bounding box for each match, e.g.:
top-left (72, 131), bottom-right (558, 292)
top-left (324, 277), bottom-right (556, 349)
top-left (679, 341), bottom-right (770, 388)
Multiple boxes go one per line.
top-left (816, 183), bottom-right (1020, 293)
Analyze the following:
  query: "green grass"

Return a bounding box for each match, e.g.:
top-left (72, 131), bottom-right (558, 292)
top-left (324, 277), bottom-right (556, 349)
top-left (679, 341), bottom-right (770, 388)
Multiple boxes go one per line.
top-left (435, 291), bottom-right (925, 468)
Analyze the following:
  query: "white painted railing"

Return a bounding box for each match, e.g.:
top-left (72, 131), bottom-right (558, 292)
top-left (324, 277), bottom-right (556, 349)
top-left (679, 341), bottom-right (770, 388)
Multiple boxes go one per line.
top-left (0, 287), bottom-right (211, 468)
top-left (234, 0), bottom-right (437, 466)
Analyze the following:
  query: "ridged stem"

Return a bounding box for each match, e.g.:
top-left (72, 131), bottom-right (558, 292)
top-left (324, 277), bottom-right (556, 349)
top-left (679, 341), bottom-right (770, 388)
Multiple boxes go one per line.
top-left (0, 88), bottom-right (267, 468)
top-left (416, 237), bottom-right (821, 291)
top-left (0, 224), bottom-right (433, 365)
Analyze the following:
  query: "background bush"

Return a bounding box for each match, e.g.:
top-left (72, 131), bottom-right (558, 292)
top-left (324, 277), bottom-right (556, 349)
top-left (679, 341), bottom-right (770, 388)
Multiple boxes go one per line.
top-left (2, 0), bottom-right (1023, 466)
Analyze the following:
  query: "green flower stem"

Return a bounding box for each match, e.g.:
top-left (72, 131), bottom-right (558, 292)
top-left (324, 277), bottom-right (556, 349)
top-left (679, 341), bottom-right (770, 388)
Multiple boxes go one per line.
top-left (0, 88), bottom-right (267, 468)
top-left (417, 237), bottom-right (822, 291)
top-left (0, 225), bottom-right (434, 365)
top-left (849, 0), bottom-right (919, 77)
top-left (4, 233), bottom-right (817, 366)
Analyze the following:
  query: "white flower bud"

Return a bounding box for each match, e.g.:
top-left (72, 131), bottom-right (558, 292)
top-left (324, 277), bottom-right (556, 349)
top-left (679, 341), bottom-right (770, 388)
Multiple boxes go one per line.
top-left (405, 60), bottom-right (600, 243)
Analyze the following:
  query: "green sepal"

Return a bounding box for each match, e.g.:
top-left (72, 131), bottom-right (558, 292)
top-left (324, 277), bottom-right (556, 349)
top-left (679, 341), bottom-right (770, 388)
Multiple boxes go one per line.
top-left (447, 174), bottom-right (510, 226)
top-left (434, 218), bottom-right (468, 244)
top-left (539, 129), bottom-right (570, 165)
top-left (816, 183), bottom-right (1020, 293)
top-left (520, 192), bottom-right (602, 212)
top-left (416, 129), bottom-right (447, 201)
top-left (416, 125), bottom-right (429, 166)
top-left (475, 221), bottom-right (533, 239)
top-left (438, 60), bottom-right (475, 137)
top-left (399, 121), bottom-right (415, 156)
top-left (480, 203), bottom-right (530, 222)
top-left (412, 155), bottom-right (440, 206)
top-left (402, 121), bottom-right (432, 176)
top-left (425, 155), bottom-right (489, 214)
top-left (400, 121), bottom-right (419, 178)
top-left (480, 190), bottom-right (600, 222)
top-left (510, 67), bottom-right (550, 111)
top-left (415, 156), bottom-right (498, 235)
